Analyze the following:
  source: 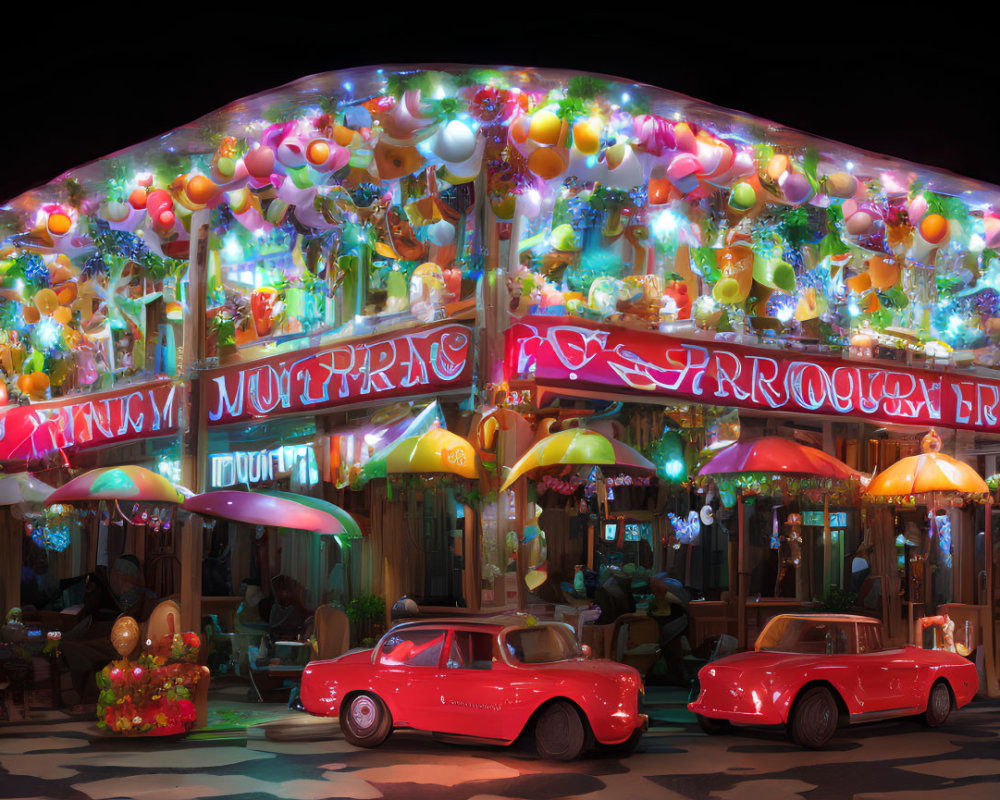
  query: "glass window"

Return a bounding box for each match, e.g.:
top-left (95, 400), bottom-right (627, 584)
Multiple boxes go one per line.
top-left (756, 617), bottom-right (854, 655)
top-left (446, 631), bottom-right (495, 670)
top-left (504, 625), bottom-right (581, 664)
top-left (378, 628), bottom-right (446, 667)
top-left (856, 623), bottom-right (884, 654)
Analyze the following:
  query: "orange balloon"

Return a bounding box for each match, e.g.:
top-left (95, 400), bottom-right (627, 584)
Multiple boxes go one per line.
top-left (920, 213), bottom-right (949, 244)
top-left (47, 213), bottom-right (72, 236)
top-left (333, 124), bottom-right (355, 147)
top-left (185, 175), bottom-right (219, 205)
top-left (16, 374), bottom-right (31, 394)
top-left (22, 305), bottom-right (40, 324)
top-left (527, 147), bottom-right (568, 180)
top-left (57, 283), bottom-right (77, 305)
top-left (33, 288), bottom-right (60, 315)
top-left (52, 306), bottom-right (72, 325)
top-left (572, 120), bottom-right (601, 155)
top-left (528, 111), bottom-right (564, 146)
top-left (307, 140), bottom-right (329, 165)
top-left (28, 372), bottom-right (50, 392)
top-left (111, 616), bottom-right (140, 657)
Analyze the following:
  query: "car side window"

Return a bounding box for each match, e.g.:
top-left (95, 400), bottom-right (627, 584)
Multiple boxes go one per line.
top-left (857, 623), bottom-right (883, 654)
top-left (378, 628), bottom-right (447, 667)
top-left (446, 631), bottom-right (494, 670)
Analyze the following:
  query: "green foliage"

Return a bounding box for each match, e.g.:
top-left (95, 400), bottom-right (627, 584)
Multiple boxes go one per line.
top-left (557, 96), bottom-right (587, 122)
top-left (690, 246), bottom-right (719, 283)
top-left (823, 586), bottom-right (859, 612)
top-left (924, 191), bottom-right (970, 226)
top-left (345, 594), bottom-right (386, 625)
top-left (778, 206), bottom-right (813, 248)
top-left (567, 76), bottom-right (609, 101)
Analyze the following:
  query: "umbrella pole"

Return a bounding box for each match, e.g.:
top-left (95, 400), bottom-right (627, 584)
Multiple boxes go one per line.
top-left (737, 492), bottom-right (748, 650)
top-left (824, 495), bottom-right (831, 594)
top-left (985, 498), bottom-right (999, 694)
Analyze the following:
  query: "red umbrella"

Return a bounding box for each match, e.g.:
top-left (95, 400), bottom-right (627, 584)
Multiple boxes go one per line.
top-left (698, 436), bottom-right (860, 481)
top-left (182, 490), bottom-right (346, 534)
top-left (698, 437), bottom-right (859, 650)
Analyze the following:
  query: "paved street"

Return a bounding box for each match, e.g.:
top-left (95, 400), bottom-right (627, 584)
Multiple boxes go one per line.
top-left (1, 682), bottom-right (998, 800)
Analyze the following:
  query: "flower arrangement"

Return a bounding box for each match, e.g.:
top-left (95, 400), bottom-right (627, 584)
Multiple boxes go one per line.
top-left (96, 632), bottom-right (203, 736)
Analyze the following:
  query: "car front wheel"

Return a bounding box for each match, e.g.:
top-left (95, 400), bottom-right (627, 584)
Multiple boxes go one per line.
top-left (535, 701), bottom-right (586, 761)
top-left (923, 682), bottom-right (952, 727)
top-left (788, 686), bottom-right (838, 749)
top-left (340, 692), bottom-right (392, 748)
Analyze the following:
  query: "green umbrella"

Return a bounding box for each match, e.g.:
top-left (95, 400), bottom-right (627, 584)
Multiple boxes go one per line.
top-left (256, 489), bottom-right (363, 538)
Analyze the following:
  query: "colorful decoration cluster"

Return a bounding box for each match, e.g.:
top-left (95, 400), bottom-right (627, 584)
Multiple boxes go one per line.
top-left (96, 627), bottom-right (202, 736)
top-left (3, 65), bottom-right (1000, 432)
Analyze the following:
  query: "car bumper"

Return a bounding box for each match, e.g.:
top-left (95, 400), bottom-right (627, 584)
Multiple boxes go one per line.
top-left (689, 691), bottom-right (784, 726)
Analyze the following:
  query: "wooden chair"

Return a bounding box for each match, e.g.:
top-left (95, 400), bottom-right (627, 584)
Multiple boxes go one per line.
top-left (312, 605), bottom-right (350, 662)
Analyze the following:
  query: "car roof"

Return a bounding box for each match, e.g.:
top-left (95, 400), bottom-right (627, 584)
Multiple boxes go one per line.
top-left (388, 615), bottom-right (566, 632)
top-left (769, 613), bottom-right (880, 625)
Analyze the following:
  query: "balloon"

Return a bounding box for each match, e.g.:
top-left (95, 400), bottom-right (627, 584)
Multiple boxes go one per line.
top-left (33, 288), bottom-right (60, 315)
top-left (111, 616), bottom-right (140, 657)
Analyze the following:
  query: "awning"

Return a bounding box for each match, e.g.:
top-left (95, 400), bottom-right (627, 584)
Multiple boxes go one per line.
top-left (499, 428), bottom-right (655, 492)
top-left (256, 489), bottom-right (363, 538)
top-left (182, 490), bottom-right (347, 534)
top-left (0, 472), bottom-right (55, 505)
top-left (357, 426), bottom-right (480, 485)
top-left (45, 465), bottom-right (185, 506)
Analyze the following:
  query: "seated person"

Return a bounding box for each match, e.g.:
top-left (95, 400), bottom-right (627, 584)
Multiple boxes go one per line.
top-left (268, 575), bottom-right (311, 641)
top-left (60, 557), bottom-right (156, 707)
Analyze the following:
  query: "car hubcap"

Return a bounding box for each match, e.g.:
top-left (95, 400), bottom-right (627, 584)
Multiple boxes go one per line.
top-left (350, 697), bottom-right (377, 732)
top-left (804, 697), bottom-right (832, 734)
top-left (932, 688), bottom-right (948, 718)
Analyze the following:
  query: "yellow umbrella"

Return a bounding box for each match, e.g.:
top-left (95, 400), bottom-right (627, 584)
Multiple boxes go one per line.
top-left (499, 427), bottom-right (655, 492)
top-left (866, 430), bottom-right (988, 502)
top-left (358, 426), bottom-right (481, 483)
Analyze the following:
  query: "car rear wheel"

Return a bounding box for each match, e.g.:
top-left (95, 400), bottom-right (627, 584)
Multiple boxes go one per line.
top-left (340, 692), bottom-right (392, 748)
top-left (697, 714), bottom-right (731, 735)
top-left (788, 686), bottom-right (838, 749)
top-left (923, 682), bottom-right (952, 727)
top-left (535, 701), bottom-right (586, 761)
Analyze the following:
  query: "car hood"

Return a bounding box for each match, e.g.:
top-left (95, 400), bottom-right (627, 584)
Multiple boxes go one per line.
top-left (702, 650), bottom-right (817, 676)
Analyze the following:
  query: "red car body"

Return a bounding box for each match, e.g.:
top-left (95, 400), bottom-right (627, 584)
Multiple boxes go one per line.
top-left (300, 616), bottom-right (647, 755)
top-left (689, 614), bottom-right (978, 746)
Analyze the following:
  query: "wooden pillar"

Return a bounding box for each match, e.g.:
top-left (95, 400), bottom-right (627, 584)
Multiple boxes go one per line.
top-left (737, 494), bottom-right (748, 650)
top-left (1, 507), bottom-right (20, 614)
top-left (178, 210), bottom-right (209, 632)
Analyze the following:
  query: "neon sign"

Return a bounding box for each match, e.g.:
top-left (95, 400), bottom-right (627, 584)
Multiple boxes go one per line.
top-left (0, 379), bottom-right (178, 462)
top-left (209, 444), bottom-right (318, 489)
top-left (506, 317), bottom-right (1000, 433)
top-left (206, 324), bottom-right (471, 425)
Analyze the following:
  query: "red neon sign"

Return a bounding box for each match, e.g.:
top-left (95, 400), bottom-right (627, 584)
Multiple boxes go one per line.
top-left (0, 379), bottom-right (179, 462)
top-left (506, 317), bottom-right (1000, 433)
top-left (205, 323), bottom-right (472, 425)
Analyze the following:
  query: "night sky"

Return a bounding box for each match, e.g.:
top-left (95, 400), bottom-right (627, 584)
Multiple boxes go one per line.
top-left (1, 12), bottom-right (997, 204)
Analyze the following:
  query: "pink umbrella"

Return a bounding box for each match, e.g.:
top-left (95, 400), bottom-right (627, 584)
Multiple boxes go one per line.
top-left (182, 490), bottom-right (346, 534)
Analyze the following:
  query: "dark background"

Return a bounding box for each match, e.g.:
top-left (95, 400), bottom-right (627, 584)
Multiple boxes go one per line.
top-left (1, 11), bottom-right (997, 203)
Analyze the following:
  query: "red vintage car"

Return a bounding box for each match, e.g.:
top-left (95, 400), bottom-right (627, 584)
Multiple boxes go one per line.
top-left (299, 616), bottom-right (647, 760)
top-left (689, 613), bottom-right (979, 748)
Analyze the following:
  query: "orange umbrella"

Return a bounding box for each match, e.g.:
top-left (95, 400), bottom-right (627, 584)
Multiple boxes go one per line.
top-left (866, 430), bottom-right (988, 502)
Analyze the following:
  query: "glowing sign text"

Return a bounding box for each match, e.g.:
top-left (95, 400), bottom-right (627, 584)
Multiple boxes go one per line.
top-left (0, 380), bottom-right (178, 462)
top-left (506, 318), bottom-right (1000, 433)
top-left (206, 324), bottom-right (471, 425)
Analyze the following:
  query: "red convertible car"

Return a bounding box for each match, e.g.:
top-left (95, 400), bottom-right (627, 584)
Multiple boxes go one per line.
top-left (299, 616), bottom-right (647, 760)
top-left (689, 614), bottom-right (979, 748)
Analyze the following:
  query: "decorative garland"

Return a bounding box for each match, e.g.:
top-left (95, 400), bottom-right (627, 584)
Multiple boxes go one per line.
top-left (694, 471), bottom-right (861, 507)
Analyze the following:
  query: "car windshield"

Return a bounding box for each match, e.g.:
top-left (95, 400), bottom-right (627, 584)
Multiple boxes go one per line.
top-left (504, 625), bottom-right (582, 664)
top-left (755, 617), bottom-right (856, 655)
